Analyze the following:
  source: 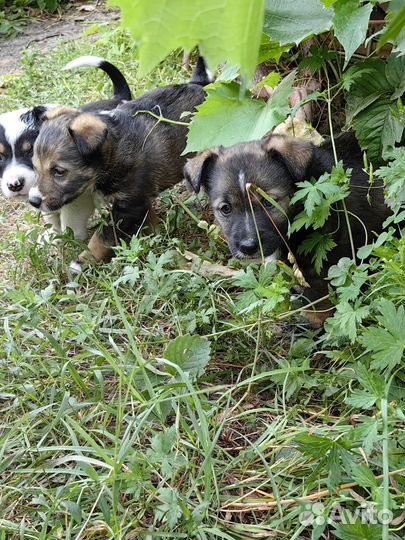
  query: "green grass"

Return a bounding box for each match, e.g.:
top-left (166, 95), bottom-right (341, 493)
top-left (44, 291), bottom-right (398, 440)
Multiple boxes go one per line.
top-left (0, 23), bottom-right (404, 540)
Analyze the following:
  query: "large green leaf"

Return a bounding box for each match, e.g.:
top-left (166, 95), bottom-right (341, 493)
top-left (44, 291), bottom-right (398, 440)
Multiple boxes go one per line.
top-left (185, 71), bottom-right (294, 153)
top-left (353, 98), bottom-right (404, 163)
top-left (164, 334), bottom-right (211, 379)
top-left (345, 55), bottom-right (405, 162)
top-left (111, 0), bottom-right (265, 81)
top-left (333, 0), bottom-right (372, 68)
top-left (263, 0), bottom-right (333, 46)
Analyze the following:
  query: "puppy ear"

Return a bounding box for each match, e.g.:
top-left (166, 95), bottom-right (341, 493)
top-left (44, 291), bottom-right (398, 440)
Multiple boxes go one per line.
top-left (263, 134), bottom-right (314, 182)
top-left (68, 113), bottom-right (108, 156)
top-left (45, 106), bottom-right (79, 121)
top-left (184, 148), bottom-right (219, 193)
top-left (31, 106), bottom-right (49, 124)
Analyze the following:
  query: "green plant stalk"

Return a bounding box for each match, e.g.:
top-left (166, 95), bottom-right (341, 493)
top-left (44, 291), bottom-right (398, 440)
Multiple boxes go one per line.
top-left (324, 68), bottom-right (356, 262)
top-left (381, 397), bottom-right (389, 540)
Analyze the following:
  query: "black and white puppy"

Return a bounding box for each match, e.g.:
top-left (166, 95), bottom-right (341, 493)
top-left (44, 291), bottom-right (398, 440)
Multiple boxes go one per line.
top-left (1, 56), bottom-right (132, 240)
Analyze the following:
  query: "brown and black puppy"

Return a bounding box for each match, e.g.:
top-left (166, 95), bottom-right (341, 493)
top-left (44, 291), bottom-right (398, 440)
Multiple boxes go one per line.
top-left (184, 132), bottom-right (392, 324)
top-left (31, 60), bottom-right (211, 271)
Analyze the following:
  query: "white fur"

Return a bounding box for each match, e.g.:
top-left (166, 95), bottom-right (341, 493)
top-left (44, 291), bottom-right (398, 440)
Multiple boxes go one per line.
top-left (0, 109), bottom-right (27, 146)
top-left (69, 261), bottom-right (83, 274)
top-left (60, 190), bottom-right (95, 241)
top-left (238, 170), bottom-right (246, 193)
top-left (265, 249), bottom-right (281, 265)
top-left (63, 56), bottom-right (103, 70)
top-left (29, 186), bottom-right (95, 241)
top-left (1, 161), bottom-right (36, 197)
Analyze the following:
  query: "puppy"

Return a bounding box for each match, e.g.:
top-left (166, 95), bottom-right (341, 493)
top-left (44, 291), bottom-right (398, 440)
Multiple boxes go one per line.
top-left (30, 58), bottom-right (212, 271)
top-left (184, 132), bottom-right (392, 324)
top-left (1, 56), bottom-right (132, 240)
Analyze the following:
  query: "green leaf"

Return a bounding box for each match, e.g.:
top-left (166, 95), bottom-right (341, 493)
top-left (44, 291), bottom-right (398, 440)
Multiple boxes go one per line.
top-left (333, 522), bottom-right (382, 540)
top-left (254, 71), bottom-right (282, 89)
top-left (333, 0), bottom-right (373, 68)
top-left (353, 98), bottom-right (404, 164)
top-left (164, 334), bottom-right (211, 379)
top-left (298, 232), bottom-right (337, 274)
top-left (379, 0), bottom-right (405, 55)
top-left (156, 487), bottom-right (183, 528)
top-left (185, 72), bottom-right (294, 152)
top-left (358, 299), bottom-right (405, 371)
top-left (326, 301), bottom-right (370, 343)
top-left (351, 463), bottom-right (378, 489)
top-left (263, 0), bottom-right (333, 46)
top-left (111, 0), bottom-right (265, 81)
top-left (258, 33), bottom-right (291, 63)
top-left (345, 56), bottom-right (405, 163)
top-left (375, 146), bottom-right (405, 211)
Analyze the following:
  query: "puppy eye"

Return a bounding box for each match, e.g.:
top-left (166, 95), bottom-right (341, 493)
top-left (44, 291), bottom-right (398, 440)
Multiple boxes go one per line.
top-left (53, 167), bottom-right (66, 178)
top-left (219, 202), bottom-right (232, 215)
top-left (0, 154), bottom-right (5, 162)
top-left (263, 198), bottom-right (273, 208)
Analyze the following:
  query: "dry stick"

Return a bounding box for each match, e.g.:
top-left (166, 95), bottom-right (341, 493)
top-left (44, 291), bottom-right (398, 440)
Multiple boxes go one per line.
top-left (220, 467), bottom-right (405, 511)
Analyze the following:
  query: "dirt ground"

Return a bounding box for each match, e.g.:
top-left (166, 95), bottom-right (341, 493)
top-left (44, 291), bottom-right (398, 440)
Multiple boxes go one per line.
top-left (0, 1), bottom-right (119, 75)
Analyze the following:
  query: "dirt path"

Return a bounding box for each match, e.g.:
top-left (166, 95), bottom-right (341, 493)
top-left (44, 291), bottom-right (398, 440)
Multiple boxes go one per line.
top-left (0, 1), bottom-right (119, 75)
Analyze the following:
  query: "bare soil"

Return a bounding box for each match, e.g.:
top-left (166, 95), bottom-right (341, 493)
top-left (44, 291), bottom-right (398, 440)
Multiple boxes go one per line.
top-left (0, 1), bottom-right (119, 75)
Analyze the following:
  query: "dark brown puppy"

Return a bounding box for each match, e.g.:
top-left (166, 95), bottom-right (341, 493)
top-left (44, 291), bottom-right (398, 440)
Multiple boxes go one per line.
top-left (32, 65), bottom-right (209, 270)
top-left (184, 133), bottom-right (392, 324)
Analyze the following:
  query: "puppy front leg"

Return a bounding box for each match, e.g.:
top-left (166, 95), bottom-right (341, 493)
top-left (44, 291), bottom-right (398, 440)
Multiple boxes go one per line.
top-left (61, 190), bottom-right (95, 241)
top-left (70, 199), bottom-right (152, 273)
top-left (38, 211), bottom-right (61, 244)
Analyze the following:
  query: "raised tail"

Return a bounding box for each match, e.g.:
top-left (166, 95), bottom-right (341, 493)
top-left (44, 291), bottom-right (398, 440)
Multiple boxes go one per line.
top-left (63, 56), bottom-right (132, 101)
top-left (190, 56), bottom-right (214, 86)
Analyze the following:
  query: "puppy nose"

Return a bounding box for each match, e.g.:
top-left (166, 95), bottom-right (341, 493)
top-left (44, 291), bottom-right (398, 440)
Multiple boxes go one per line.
top-left (8, 177), bottom-right (25, 192)
top-left (29, 196), bottom-right (42, 209)
top-left (239, 238), bottom-right (259, 256)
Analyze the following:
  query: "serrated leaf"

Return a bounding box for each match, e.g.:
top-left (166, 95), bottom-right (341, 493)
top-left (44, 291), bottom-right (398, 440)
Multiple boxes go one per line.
top-left (345, 56), bottom-right (405, 163)
top-left (358, 300), bottom-right (405, 371)
top-left (326, 302), bottom-right (370, 343)
top-left (164, 334), bottom-right (211, 378)
top-left (156, 487), bottom-right (183, 528)
top-left (111, 0), bottom-right (265, 81)
top-left (298, 232), bottom-right (336, 274)
top-left (263, 0), bottom-right (333, 46)
top-left (345, 389), bottom-right (377, 409)
top-left (333, 0), bottom-right (373, 68)
top-left (333, 522), bottom-right (382, 540)
top-left (185, 72), bottom-right (295, 153)
top-left (353, 98), bottom-right (404, 164)
top-left (351, 464), bottom-right (378, 489)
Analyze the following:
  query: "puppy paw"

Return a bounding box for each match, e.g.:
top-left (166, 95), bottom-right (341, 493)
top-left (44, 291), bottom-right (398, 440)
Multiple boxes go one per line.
top-left (37, 229), bottom-right (61, 246)
top-left (69, 260), bottom-right (83, 275)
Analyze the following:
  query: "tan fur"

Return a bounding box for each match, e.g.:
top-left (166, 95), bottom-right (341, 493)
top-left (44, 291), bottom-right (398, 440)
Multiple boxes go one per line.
top-left (46, 107), bottom-right (79, 120)
top-left (265, 134), bottom-right (312, 171)
top-left (0, 143), bottom-right (5, 154)
top-left (78, 232), bottom-right (113, 264)
top-left (70, 114), bottom-right (106, 140)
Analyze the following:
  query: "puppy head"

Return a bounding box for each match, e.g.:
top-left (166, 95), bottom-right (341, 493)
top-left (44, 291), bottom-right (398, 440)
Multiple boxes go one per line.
top-left (184, 135), bottom-right (314, 259)
top-left (31, 109), bottom-right (108, 211)
top-left (0, 106), bottom-right (49, 198)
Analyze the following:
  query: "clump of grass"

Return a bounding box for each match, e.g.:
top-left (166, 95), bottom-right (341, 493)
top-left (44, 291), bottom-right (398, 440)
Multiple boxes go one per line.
top-left (0, 22), bottom-right (404, 540)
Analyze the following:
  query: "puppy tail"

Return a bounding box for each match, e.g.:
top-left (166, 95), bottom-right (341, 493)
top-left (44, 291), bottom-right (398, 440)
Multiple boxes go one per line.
top-left (63, 56), bottom-right (132, 101)
top-left (190, 56), bottom-right (214, 86)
